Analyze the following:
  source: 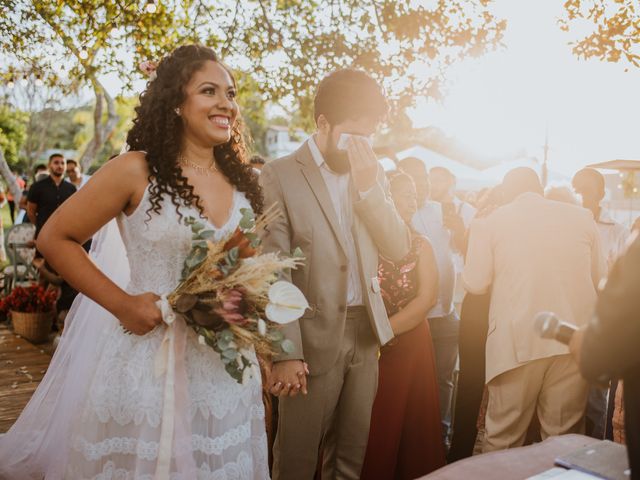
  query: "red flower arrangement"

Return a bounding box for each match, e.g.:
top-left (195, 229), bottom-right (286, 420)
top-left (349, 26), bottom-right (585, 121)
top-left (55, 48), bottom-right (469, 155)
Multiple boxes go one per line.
top-left (0, 284), bottom-right (57, 314)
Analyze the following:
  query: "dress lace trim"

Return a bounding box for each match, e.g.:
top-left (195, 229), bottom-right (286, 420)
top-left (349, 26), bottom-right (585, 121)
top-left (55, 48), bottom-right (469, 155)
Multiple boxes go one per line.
top-left (73, 421), bottom-right (256, 462)
top-left (76, 451), bottom-right (257, 480)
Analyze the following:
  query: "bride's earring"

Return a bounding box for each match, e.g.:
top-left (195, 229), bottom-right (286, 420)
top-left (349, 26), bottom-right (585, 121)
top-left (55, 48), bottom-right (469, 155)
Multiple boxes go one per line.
top-left (174, 107), bottom-right (181, 116)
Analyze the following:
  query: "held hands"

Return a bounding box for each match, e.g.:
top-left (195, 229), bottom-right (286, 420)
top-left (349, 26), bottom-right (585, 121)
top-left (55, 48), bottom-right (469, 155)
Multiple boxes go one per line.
top-left (269, 359), bottom-right (310, 397)
top-left (346, 136), bottom-right (378, 192)
top-left (116, 292), bottom-right (164, 335)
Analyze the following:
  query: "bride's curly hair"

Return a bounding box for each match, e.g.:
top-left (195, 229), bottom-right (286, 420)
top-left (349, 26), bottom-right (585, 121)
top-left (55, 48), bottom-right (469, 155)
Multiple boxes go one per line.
top-left (126, 44), bottom-right (263, 221)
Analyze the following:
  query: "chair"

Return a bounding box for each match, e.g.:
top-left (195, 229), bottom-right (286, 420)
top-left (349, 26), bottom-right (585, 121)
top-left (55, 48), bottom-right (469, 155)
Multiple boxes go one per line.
top-left (3, 223), bottom-right (37, 294)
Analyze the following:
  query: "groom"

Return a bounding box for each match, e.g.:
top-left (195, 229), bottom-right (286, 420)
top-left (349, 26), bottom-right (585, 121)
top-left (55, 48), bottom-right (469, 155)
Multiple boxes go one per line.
top-left (260, 69), bottom-right (410, 479)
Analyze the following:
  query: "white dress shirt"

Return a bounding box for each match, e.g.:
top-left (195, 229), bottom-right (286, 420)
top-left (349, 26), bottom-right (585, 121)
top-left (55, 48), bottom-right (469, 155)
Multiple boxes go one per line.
top-left (308, 137), bottom-right (363, 306)
top-left (412, 201), bottom-right (456, 318)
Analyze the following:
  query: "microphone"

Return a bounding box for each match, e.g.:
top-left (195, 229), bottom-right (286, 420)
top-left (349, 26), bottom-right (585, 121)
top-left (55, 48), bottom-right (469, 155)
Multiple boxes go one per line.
top-left (533, 311), bottom-right (577, 345)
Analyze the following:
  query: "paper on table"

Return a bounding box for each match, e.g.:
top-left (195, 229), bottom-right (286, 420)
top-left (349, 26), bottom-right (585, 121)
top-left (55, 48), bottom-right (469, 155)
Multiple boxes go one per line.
top-left (526, 467), bottom-right (600, 479)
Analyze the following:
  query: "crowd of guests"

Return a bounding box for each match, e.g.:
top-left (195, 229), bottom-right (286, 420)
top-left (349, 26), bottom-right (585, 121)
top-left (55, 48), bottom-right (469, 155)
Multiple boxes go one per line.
top-left (383, 161), bottom-right (638, 476)
top-left (3, 153), bottom-right (93, 327)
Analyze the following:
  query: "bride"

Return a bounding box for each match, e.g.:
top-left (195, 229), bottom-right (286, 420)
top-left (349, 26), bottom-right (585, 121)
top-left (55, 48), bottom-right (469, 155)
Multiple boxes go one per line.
top-left (0, 44), bottom-right (269, 479)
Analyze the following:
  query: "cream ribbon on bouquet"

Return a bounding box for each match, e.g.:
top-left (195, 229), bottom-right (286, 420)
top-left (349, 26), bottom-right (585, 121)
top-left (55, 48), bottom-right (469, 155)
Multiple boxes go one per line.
top-left (153, 295), bottom-right (184, 479)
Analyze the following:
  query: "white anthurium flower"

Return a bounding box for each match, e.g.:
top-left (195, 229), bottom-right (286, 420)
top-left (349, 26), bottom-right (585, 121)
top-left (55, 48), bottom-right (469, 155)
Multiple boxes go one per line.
top-left (265, 281), bottom-right (309, 324)
top-left (236, 353), bottom-right (243, 368)
top-left (257, 318), bottom-right (267, 336)
top-left (198, 335), bottom-right (206, 346)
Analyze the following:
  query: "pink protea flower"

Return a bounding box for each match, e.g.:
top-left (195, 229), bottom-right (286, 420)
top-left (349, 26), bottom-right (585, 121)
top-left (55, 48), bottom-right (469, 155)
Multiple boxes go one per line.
top-left (215, 288), bottom-right (249, 326)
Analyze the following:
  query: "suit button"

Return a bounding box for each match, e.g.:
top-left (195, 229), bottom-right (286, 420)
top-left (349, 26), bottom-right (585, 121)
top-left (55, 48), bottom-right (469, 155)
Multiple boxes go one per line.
top-left (339, 305), bottom-right (346, 313)
top-left (340, 265), bottom-right (347, 272)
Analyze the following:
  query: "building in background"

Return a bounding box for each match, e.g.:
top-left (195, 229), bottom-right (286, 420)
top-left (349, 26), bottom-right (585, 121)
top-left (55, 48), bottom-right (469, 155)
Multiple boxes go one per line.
top-left (265, 126), bottom-right (308, 160)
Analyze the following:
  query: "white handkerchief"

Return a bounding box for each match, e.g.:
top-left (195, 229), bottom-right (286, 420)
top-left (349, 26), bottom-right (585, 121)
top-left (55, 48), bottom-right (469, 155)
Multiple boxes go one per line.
top-left (337, 133), bottom-right (374, 151)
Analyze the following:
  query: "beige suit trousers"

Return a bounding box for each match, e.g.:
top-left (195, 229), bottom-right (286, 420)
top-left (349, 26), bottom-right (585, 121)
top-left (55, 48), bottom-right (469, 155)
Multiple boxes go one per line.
top-left (272, 307), bottom-right (379, 480)
top-left (482, 354), bottom-right (588, 453)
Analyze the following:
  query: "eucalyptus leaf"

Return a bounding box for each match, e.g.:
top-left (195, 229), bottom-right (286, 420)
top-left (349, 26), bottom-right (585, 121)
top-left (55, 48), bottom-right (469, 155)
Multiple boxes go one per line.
top-left (193, 240), bottom-right (208, 249)
top-left (222, 348), bottom-right (237, 360)
top-left (245, 232), bottom-right (261, 248)
top-left (225, 363), bottom-right (242, 383)
top-left (239, 208), bottom-right (255, 230)
top-left (198, 230), bottom-right (216, 240)
top-left (219, 329), bottom-right (234, 342)
top-left (186, 248), bottom-right (207, 268)
top-left (191, 222), bottom-right (205, 234)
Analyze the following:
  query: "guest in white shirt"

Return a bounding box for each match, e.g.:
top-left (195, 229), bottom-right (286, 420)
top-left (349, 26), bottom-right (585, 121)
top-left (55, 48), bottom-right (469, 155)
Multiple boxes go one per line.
top-left (429, 166), bottom-right (476, 230)
top-left (429, 166), bottom-right (476, 306)
top-left (65, 159), bottom-right (91, 189)
top-left (572, 167), bottom-right (630, 439)
top-left (572, 168), bottom-right (630, 270)
top-left (464, 167), bottom-right (605, 452)
top-left (399, 157), bottom-right (458, 445)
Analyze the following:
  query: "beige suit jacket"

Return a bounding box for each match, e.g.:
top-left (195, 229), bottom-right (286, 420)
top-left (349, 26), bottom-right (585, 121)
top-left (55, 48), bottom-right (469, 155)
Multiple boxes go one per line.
top-left (463, 193), bottom-right (606, 383)
top-left (260, 142), bottom-right (410, 375)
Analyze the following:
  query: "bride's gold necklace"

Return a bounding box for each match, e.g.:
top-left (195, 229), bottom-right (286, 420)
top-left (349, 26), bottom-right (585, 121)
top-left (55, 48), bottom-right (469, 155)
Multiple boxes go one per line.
top-left (179, 155), bottom-right (218, 176)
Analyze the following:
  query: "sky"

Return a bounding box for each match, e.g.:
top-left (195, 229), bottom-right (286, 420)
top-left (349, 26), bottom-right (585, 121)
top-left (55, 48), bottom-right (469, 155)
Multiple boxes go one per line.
top-left (408, 0), bottom-right (640, 176)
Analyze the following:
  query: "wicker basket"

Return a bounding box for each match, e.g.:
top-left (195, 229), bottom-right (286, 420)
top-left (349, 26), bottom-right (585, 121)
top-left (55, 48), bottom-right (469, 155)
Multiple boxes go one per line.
top-left (11, 310), bottom-right (54, 344)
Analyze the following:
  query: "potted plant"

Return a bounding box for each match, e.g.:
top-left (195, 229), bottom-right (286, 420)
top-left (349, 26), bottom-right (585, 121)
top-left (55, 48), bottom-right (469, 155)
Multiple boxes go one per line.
top-left (0, 284), bottom-right (57, 343)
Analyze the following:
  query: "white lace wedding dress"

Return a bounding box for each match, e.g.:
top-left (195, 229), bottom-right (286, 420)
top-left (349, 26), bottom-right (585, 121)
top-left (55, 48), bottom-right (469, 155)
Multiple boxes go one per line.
top-left (0, 185), bottom-right (269, 480)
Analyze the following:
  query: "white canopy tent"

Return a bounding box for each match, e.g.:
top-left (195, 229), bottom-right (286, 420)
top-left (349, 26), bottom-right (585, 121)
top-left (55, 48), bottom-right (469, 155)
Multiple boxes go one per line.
top-left (379, 144), bottom-right (570, 191)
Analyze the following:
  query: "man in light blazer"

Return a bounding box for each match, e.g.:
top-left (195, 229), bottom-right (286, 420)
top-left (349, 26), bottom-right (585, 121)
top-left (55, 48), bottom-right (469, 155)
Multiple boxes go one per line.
top-left (260, 69), bottom-right (410, 479)
top-left (463, 167), bottom-right (605, 452)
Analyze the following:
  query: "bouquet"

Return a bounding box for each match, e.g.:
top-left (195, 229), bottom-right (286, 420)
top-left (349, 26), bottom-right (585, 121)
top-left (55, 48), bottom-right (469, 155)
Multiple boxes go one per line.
top-left (0, 284), bottom-right (57, 314)
top-left (167, 205), bottom-right (307, 384)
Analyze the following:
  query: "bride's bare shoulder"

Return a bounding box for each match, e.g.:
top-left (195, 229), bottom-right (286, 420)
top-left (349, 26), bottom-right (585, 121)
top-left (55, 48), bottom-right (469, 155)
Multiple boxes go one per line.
top-left (96, 151), bottom-right (149, 183)
top-left (85, 152), bottom-right (150, 216)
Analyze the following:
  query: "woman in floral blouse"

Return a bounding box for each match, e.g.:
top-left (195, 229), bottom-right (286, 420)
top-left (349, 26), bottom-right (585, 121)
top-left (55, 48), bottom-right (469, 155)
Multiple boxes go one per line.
top-left (361, 172), bottom-right (445, 479)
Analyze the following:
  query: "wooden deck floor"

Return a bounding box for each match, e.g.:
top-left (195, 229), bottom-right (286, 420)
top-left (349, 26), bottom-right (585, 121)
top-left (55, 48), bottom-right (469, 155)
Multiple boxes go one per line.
top-left (0, 324), bottom-right (52, 433)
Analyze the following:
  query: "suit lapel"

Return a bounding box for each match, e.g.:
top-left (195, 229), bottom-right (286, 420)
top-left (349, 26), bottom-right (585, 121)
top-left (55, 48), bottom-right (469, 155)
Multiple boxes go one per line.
top-left (297, 143), bottom-right (348, 256)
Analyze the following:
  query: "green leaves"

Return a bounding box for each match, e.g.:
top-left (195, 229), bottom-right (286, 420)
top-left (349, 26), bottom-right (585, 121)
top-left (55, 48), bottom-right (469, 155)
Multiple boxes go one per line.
top-left (245, 232), bottom-right (261, 248)
top-left (186, 247), bottom-right (207, 268)
top-left (180, 216), bottom-right (210, 280)
top-left (198, 230), bottom-right (216, 240)
top-left (239, 207), bottom-right (256, 231)
top-left (218, 246), bottom-right (240, 276)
